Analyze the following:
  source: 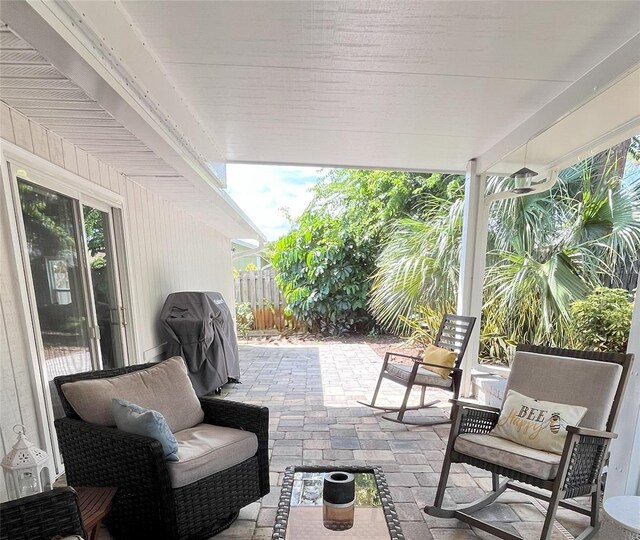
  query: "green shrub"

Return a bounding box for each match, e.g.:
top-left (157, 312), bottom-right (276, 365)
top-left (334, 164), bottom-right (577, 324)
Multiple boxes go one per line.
top-left (235, 302), bottom-right (254, 339)
top-left (569, 287), bottom-right (633, 352)
top-left (273, 217), bottom-right (373, 335)
top-left (272, 169), bottom-right (462, 335)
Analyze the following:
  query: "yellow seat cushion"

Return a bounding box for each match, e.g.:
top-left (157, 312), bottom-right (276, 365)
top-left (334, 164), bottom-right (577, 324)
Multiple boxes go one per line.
top-left (423, 344), bottom-right (457, 379)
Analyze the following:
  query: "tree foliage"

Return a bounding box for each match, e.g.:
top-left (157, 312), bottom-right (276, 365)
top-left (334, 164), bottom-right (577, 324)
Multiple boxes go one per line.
top-left (483, 148), bottom-right (639, 356)
top-left (368, 191), bottom-right (464, 334)
top-left (272, 170), bottom-right (462, 334)
top-left (369, 141), bottom-right (639, 360)
top-left (569, 287), bottom-right (632, 352)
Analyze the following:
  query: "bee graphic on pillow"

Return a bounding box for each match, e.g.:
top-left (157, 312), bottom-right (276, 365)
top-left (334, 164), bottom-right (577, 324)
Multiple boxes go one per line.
top-left (541, 412), bottom-right (565, 434)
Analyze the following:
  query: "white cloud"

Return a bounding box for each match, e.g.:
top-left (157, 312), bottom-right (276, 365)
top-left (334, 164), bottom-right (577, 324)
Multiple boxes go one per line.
top-left (226, 164), bottom-right (327, 241)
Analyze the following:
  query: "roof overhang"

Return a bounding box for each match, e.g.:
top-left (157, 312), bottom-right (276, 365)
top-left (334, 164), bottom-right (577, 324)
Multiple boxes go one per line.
top-left (2, 1), bottom-right (639, 187)
top-left (1, 0), bottom-right (265, 241)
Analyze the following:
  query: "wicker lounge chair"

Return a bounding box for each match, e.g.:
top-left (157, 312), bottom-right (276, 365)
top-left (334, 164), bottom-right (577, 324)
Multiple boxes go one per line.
top-left (0, 487), bottom-right (86, 540)
top-left (425, 344), bottom-right (633, 540)
top-left (54, 360), bottom-right (269, 540)
top-left (359, 314), bottom-right (476, 425)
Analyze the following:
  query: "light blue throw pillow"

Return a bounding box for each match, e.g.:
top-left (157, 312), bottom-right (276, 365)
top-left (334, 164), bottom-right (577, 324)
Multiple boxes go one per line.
top-left (112, 398), bottom-right (179, 461)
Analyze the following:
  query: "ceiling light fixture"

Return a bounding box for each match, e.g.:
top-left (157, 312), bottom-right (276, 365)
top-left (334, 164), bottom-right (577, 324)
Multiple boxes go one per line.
top-left (510, 140), bottom-right (537, 194)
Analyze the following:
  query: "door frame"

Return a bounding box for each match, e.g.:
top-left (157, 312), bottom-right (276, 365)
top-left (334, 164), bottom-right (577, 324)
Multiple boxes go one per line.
top-left (80, 197), bottom-right (131, 368)
top-left (1, 140), bottom-right (137, 474)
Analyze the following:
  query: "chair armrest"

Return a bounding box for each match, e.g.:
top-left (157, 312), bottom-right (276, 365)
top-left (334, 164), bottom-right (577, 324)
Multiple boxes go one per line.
top-left (386, 352), bottom-right (422, 363)
top-left (199, 397), bottom-right (268, 435)
top-left (451, 399), bottom-right (501, 414)
top-left (566, 426), bottom-right (617, 439)
top-left (54, 417), bottom-right (172, 501)
top-left (0, 487), bottom-right (87, 540)
top-left (55, 418), bottom-right (177, 536)
top-left (562, 426), bottom-right (617, 497)
top-left (199, 397), bottom-right (270, 496)
top-left (451, 400), bottom-right (500, 436)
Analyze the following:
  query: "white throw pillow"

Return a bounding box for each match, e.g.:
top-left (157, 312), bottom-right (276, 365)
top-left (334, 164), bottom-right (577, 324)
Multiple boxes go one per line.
top-left (490, 390), bottom-right (587, 454)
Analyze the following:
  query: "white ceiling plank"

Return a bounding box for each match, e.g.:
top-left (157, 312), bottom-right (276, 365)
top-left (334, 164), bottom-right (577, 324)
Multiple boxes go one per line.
top-left (4, 99), bottom-right (103, 111)
top-left (20, 109), bottom-right (113, 120)
top-left (0, 64), bottom-right (66, 78)
top-left (121, 1), bottom-right (636, 82)
top-left (164, 63), bottom-right (568, 140)
top-left (0, 49), bottom-right (49, 64)
top-left (0, 87), bottom-right (92, 101)
top-left (476, 32), bottom-right (640, 172)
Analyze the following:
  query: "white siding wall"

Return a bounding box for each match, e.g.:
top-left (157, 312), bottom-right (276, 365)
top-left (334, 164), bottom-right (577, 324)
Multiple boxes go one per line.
top-left (0, 105), bottom-right (235, 501)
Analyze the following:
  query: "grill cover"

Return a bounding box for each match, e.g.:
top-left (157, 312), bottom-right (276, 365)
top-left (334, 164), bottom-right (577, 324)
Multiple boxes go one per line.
top-left (160, 292), bottom-right (240, 395)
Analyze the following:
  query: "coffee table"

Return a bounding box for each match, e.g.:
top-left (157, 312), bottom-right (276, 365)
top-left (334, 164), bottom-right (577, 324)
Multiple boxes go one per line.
top-left (272, 466), bottom-right (404, 539)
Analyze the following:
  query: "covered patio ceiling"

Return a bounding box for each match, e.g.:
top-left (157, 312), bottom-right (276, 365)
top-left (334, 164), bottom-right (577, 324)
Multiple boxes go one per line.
top-left (2, 0), bottom-right (639, 206)
top-left (86, 0), bottom-right (639, 173)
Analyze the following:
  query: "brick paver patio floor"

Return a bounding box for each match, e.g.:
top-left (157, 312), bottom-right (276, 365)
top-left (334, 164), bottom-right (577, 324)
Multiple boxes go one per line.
top-left (213, 342), bottom-right (591, 540)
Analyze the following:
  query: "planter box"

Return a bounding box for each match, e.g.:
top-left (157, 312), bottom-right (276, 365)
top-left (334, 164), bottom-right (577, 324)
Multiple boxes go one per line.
top-left (471, 369), bottom-right (508, 408)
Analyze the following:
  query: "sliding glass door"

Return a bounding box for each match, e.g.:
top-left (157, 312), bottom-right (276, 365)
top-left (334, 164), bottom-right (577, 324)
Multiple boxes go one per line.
top-left (14, 171), bottom-right (129, 470)
top-left (82, 205), bottom-right (127, 370)
top-left (18, 180), bottom-right (95, 422)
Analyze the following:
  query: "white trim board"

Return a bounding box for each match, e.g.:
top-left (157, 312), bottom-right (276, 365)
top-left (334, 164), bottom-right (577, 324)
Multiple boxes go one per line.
top-left (0, 140), bottom-right (124, 207)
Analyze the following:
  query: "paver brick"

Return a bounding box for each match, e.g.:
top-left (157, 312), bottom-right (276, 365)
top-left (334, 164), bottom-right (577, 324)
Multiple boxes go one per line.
top-left (353, 449), bottom-right (397, 461)
top-left (331, 436), bottom-right (361, 449)
top-left (430, 529), bottom-right (479, 539)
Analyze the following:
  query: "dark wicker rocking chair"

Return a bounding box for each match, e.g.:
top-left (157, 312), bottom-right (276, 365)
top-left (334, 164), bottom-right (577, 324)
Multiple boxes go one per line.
top-left (425, 344), bottom-right (633, 540)
top-left (358, 314), bottom-right (476, 426)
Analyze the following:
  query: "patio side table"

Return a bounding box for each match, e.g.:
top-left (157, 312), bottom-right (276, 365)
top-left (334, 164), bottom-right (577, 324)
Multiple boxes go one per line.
top-left (600, 496), bottom-right (640, 540)
top-left (74, 486), bottom-right (117, 540)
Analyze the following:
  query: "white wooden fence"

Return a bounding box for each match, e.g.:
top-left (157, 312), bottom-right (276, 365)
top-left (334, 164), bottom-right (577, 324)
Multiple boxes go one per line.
top-left (234, 268), bottom-right (300, 332)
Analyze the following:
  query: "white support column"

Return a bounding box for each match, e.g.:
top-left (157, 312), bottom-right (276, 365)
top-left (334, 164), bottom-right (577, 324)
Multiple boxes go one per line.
top-left (457, 160), bottom-right (488, 397)
top-left (606, 274), bottom-right (640, 498)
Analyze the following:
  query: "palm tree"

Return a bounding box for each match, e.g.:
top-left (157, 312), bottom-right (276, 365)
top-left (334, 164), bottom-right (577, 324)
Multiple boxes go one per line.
top-left (368, 194), bottom-right (463, 336)
top-left (369, 141), bottom-right (640, 361)
top-left (485, 150), bottom-right (640, 352)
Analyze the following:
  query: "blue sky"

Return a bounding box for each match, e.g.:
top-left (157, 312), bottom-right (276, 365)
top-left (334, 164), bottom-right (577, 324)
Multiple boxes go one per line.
top-left (226, 164), bottom-right (328, 242)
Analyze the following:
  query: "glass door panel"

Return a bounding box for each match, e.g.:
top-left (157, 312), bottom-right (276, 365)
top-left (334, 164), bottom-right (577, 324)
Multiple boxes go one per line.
top-left (17, 179), bottom-right (95, 420)
top-left (82, 205), bottom-right (126, 370)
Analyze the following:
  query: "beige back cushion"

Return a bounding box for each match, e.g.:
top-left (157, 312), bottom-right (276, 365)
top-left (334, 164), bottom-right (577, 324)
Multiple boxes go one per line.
top-left (61, 356), bottom-right (204, 432)
top-left (505, 351), bottom-right (622, 430)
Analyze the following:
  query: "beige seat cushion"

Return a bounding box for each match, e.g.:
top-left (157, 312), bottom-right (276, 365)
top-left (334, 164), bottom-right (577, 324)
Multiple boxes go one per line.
top-left (61, 356), bottom-right (204, 432)
top-left (454, 433), bottom-right (561, 480)
top-left (386, 363), bottom-right (453, 388)
top-left (167, 423), bottom-right (258, 489)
